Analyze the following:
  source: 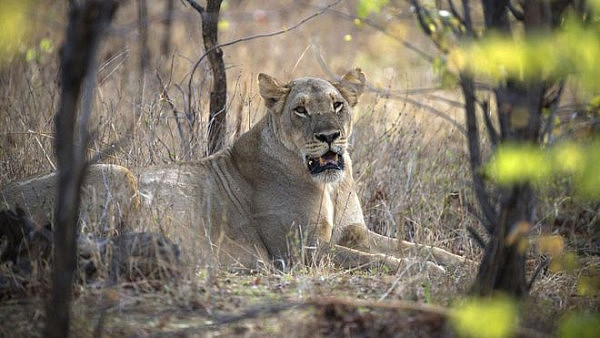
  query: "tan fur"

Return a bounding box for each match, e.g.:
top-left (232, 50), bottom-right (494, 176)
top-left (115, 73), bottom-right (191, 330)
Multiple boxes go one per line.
top-left (1, 70), bottom-right (466, 273)
top-left (1, 164), bottom-right (139, 234)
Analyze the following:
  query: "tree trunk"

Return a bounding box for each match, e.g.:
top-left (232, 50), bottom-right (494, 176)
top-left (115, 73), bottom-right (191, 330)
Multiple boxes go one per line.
top-left (161, 0), bottom-right (175, 56)
top-left (137, 0), bottom-right (150, 73)
top-left (468, 0), bottom-right (550, 296)
top-left (201, 0), bottom-right (227, 155)
top-left (472, 185), bottom-right (533, 296)
top-left (44, 1), bottom-right (117, 337)
top-left (412, 0), bottom-right (571, 297)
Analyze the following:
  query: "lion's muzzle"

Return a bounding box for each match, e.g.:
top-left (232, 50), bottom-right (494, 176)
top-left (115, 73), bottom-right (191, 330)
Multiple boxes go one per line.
top-left (306, 150), bottom-right (345, 175)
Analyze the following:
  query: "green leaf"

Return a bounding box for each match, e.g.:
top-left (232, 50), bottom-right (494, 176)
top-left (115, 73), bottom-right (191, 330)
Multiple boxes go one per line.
top-left (25, 48), bottom-right (37, 62)
top-left (39, 38), bottom-right (53, 53)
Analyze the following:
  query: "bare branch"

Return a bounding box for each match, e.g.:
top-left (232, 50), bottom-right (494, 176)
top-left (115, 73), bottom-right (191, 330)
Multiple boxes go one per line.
top-left (375, 91), bottom-right (467, 134)
top-left (478, 99), bottom-right (499, 146)
top-left (185, 0), bottom-right (205, 14)
top-left (447, 0), bottom-right (467, 28)
top-left (461, 0), bottom-right (473, 34)
top-left (411, 0), bottom-right (434, 36)
top-left (411, 0), bottom-right (449, 52)
top-left (467, 226), bottom-right (486, 248)
top-left (508, 1), bottom-right (525, 21)
top-left (540, 80), bottom-right (565, 143)
top-left (157, 71), bottom-right (189, 159)
top-left (527, 256), bottom-right (549, 291)
top-left (309, 5), bottom-right (435, 63)
top-left (482, 0), bottom-right (512, 31)
top-left (460, 74), bottom-right (497, 233)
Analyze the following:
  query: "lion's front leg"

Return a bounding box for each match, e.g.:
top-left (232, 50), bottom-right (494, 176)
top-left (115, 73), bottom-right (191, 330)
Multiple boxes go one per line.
top-left (331, 224), bottom-right (445, 274)
top-left (331, 181), bottom-right (467, 268)
top-left (318, 242), bottom-right (444, 274)
top-left (367, 230), bottom-right (468, 267)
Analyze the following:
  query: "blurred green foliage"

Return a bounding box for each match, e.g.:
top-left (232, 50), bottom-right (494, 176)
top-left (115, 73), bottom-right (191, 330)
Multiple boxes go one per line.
top-left (357, 0), bottom-right (389, 19)
top-left (25, 38), bottom-right (54, 63)
top-left (449, 21), bottom-right (600, 91)
top-left (218, 19), bottom-right (230, 31)
top-left (0, 0), bottom-right (32, 65)
top-left (403, 0), bottom-right (600, 335)
top-left (486, 140), bottom-right (600, 199)
top-left (559, 312), bottom-right (600, 338)
top-left (452, 296), bottom-right (518, 338)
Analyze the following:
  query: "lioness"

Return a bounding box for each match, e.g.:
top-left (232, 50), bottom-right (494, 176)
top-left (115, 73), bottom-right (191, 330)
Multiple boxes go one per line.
top-left (1, 70), bottom-right (465, 273)
top-left (136, 69), bottom-right (465, 271)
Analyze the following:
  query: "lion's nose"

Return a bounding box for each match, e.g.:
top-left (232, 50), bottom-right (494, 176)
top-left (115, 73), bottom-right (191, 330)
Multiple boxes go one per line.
top-left (315, 131), bottom-right (341, 144)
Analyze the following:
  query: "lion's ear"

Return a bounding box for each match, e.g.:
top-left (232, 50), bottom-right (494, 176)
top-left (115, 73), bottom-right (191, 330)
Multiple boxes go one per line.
top-left (258, 73), bottom-right (289, 111)
top-left (333, 68), bottom-right (366, 107)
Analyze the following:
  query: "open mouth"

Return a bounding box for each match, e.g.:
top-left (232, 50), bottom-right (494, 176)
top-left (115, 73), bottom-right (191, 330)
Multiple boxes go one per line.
top-left (306, 151), bottom-right (345, 175)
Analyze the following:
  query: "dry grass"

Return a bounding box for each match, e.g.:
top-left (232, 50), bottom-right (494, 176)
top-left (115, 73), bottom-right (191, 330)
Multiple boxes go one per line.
top-left (0, 0), bottom-right (598, 336)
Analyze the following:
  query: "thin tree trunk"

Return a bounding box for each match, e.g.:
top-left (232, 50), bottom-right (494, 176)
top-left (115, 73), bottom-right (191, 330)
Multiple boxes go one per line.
top-left (162, 0), bottom-right (175, 56)
top-left (137, 0), bottom-right (149, 73)
top-left (201, 0), bottom-right (227, 155)
top-left (412, 0), bottom-right (570, 297)
top-left (136, 0), bottom-right (149, 127)
top-left (44, 1), bottom-right (117, 336)
top-left (472, 185), bottom-right (532, 296)
top-left (460, 74), bottom-right (497, 233)
top-left (469, 0), bottom-right (552, 296)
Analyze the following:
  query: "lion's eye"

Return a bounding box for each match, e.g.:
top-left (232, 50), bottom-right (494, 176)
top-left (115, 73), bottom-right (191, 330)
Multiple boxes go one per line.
top-left (294, 106), bottom-right (307, 117)
top-left (333, 102), bottom-right (344, 113)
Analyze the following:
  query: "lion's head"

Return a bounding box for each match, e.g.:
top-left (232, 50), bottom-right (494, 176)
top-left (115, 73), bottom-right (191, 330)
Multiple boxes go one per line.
top-left (258, 69), bottom-right (365, 183)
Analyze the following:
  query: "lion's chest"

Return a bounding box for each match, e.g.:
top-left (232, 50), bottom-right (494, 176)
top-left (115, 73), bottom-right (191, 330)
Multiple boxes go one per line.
top-left (251, 180), bottom-right (335, 258)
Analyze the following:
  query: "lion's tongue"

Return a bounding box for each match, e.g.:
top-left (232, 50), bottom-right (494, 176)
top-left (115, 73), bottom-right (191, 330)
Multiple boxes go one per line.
top-left (319, 152), bottom-right (339, 166)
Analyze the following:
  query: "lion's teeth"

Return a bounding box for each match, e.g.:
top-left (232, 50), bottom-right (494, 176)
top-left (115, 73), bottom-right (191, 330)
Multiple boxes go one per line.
top-left (319, 157), bottom-right (326, 165)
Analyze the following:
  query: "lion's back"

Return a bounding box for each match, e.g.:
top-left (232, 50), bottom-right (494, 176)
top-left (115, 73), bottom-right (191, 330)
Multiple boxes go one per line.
top-left (0, 164), bottom-right (139, 233)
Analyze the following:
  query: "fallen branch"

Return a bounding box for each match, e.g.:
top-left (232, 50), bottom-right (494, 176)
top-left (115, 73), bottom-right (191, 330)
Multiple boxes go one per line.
top-left (189, 296), bottom-right (448, 330)
top-left (180, 295), bottom-right (550, 338)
